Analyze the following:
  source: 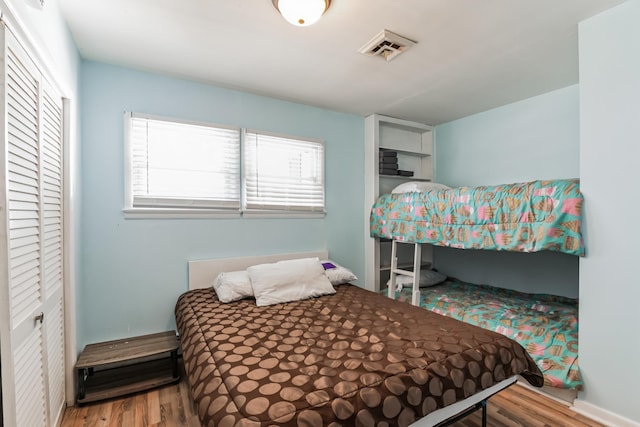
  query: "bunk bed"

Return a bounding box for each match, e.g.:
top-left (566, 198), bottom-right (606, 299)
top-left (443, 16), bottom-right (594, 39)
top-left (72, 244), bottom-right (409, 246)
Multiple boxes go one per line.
top-left (179, 252), bottom-right (544, 427)
top-left (369, 178), bottom-right (584, 392)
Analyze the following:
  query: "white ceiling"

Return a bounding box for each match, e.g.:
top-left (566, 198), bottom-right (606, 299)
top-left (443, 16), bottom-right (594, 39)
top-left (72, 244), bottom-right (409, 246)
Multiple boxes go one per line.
top-left (58, 0), bottom-right (624, 125)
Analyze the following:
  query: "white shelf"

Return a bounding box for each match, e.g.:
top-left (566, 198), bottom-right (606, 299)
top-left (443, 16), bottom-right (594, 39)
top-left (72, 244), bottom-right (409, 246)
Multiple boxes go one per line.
top-left (364, 114), bottom-right (435, 292)
top-left (379, 147), bottom-right (432, 157)
top-left (379, 175), bottom-right (431, 181)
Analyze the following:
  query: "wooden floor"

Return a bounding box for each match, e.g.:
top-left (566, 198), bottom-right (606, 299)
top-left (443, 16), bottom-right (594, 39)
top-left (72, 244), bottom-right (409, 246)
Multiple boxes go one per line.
top-left (448, 385), bottom-right (603, 427)
top-left (61, 364), bottom-right (603, 427)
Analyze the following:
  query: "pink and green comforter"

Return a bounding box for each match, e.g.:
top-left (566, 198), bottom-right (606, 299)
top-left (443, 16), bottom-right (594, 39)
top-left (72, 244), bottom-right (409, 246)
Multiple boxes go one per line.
top-left (393, 279), bottom-right (582, 390)
top-left (370, 179), bottom-right (584, 256)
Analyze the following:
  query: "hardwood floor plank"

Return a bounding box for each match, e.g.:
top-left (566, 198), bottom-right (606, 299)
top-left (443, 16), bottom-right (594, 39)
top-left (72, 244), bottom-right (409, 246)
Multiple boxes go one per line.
top-left (485, 402), bottom-right (526, 427)
top-left (499, 389), bottom-right (577, 426)
top-left (107, 398), bottom-right (128, 427)
top-left (178, 375), bottom-right (200, 427)
top-left (134, 392), bottom-right (150, 426)
top-left (81, 399), bottom-right (108, 427)
top-left (162, 383), bottom-right (189, 427)
top-left (64, 404), bottom-right (88, 427)
top-left (506, 386), bottom-right (603, 427)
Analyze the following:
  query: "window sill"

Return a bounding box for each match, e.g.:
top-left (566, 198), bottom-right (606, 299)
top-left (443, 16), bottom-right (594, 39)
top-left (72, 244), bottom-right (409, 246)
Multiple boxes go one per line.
top-left (242, 210), bottom-right (326, 219)
top-left (123, 208), bottom-right (325, 219)
top-left (123, 208), bottom-right (241, 219)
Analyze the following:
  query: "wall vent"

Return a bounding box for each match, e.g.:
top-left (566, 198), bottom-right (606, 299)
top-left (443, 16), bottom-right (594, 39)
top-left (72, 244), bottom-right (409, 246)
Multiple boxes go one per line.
top-left (358, 29), bottom-right (416, 62)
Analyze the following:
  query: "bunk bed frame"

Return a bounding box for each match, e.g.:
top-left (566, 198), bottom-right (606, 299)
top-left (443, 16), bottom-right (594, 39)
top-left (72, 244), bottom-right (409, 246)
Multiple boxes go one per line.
top-left (372, 178), bottom-right (585, 393)
top-left (388, 240), bottom-right (424, 305)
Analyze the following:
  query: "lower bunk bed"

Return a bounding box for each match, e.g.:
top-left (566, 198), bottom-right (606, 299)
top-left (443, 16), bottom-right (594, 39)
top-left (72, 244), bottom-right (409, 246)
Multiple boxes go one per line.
top-left (390, 278), bottom-right (582, 394)
top-left (179, 252), bottom-right (544, 427)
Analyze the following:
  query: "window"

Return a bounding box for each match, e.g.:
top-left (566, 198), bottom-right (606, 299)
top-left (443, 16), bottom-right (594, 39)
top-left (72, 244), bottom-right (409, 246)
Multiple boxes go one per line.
top-left (124, 113), bottom-right (325, 218)
top-left (243, 130), bottom-right (325, 215)
top-left (124, 113), bottom-right (240, 217)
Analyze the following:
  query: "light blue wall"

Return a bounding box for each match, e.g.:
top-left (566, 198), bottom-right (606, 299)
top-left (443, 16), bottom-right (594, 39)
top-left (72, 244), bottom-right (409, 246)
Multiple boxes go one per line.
top-left (435, 85), bottom-right (579, 187)
top-left (579, 0), bottom-right (640, 422)
top-left (79, 61), bottom-right (364, 347)
top-left (433, 85), bottom-right (580, 297)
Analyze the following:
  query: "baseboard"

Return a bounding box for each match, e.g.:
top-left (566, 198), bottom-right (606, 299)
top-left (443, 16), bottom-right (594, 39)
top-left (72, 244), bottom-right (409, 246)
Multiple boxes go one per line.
top-left (573, 400), bottom-right (640, 427)
top-left (516, 378), bottom-right (577, 405)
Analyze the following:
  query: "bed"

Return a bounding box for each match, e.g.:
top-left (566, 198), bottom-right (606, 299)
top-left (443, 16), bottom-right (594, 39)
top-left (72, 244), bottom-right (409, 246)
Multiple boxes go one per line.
top-left (369, 178), bottom-right (585, 395)
top-left (392, 278), bottom-right (581, 391)
top-left (177, 252), bottom-right (543, 427)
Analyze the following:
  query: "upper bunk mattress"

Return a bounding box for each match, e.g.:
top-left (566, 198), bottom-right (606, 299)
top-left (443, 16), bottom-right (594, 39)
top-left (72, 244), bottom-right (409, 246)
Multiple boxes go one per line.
top-left (176, 284), bottom-right (543, 426)
top-left (370, 178), bottom-right (584, 256)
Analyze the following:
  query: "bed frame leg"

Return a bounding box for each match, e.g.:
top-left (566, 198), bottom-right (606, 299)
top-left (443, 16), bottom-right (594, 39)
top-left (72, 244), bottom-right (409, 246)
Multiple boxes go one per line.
top-left (481, 400), bottom-right (487, 427)
top-left (435, 399), bottom-right (489, 427)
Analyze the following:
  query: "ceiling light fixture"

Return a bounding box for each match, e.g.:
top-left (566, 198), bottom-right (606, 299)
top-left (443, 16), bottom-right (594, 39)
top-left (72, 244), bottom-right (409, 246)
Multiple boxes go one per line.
top-left (272, 0), bottom-right (331, 27)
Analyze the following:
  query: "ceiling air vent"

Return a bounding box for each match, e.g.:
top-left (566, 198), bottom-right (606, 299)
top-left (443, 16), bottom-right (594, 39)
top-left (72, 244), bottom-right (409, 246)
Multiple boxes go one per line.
top-left (358, 29), bottom-right (416, 62)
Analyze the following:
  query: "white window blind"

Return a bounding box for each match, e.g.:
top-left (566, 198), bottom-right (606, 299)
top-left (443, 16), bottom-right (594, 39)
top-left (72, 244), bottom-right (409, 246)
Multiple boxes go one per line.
top-left (243, 130), bottom-right (325, 212)
top-left (126, 113), bottom-right (240, 210)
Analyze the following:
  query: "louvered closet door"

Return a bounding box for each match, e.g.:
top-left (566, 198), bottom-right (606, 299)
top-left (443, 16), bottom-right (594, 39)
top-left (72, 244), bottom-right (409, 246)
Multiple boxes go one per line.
top-left (41, 76), bottom-right (65, 427)
top-left (0, 23), bottom-right (65, 427)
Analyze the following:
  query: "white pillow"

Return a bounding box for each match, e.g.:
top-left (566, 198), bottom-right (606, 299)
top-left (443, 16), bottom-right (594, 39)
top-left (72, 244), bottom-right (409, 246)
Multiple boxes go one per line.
top-left (386, 269), bottom-right (447, 289)
top-left (212, 270), bottom-right (254, 303)
top-left (248, 258), bottom-right (336, 307)
top-left (391, 181), bottom-right (451, 194)
top-left (321, 260), bottom-right (357, 285)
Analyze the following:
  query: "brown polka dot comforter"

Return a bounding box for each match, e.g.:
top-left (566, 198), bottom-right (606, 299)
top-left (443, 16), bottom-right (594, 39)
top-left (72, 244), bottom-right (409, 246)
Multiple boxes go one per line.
top-left (175, 284), bottom-right (543, 427)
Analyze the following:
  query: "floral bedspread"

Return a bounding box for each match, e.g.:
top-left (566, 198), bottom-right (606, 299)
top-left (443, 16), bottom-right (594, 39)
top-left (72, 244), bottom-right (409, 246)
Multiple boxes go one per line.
top-left (370, 179), bottom-right (584, 256)
top-left (393, 279), bottom-right (582, 390)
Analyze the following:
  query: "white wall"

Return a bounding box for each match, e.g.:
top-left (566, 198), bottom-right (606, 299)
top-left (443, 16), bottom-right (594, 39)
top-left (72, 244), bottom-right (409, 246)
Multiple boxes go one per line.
top-left (578, 0), bottom-right (640, 424)
top-left (2, 0), bottom-right (79, 92)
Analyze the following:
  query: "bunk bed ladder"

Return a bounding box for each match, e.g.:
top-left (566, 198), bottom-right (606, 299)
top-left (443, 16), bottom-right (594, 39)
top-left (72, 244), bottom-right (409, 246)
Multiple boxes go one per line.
top-left (388, 240), bottom-right (422, 306)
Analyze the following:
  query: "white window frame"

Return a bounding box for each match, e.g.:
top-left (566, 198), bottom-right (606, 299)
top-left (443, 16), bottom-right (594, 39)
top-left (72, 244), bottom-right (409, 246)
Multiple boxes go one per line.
top-left (242, 129), bottom-right (326, 219)
top-left (123, 112), bottom-right (326, 219)
top-left (123, 112), bottom-right (242, 219)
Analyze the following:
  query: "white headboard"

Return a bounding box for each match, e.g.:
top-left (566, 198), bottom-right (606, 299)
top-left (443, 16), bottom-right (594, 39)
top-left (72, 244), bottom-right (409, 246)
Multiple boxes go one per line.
top-left (188, 250), bottom-right (329, 290)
